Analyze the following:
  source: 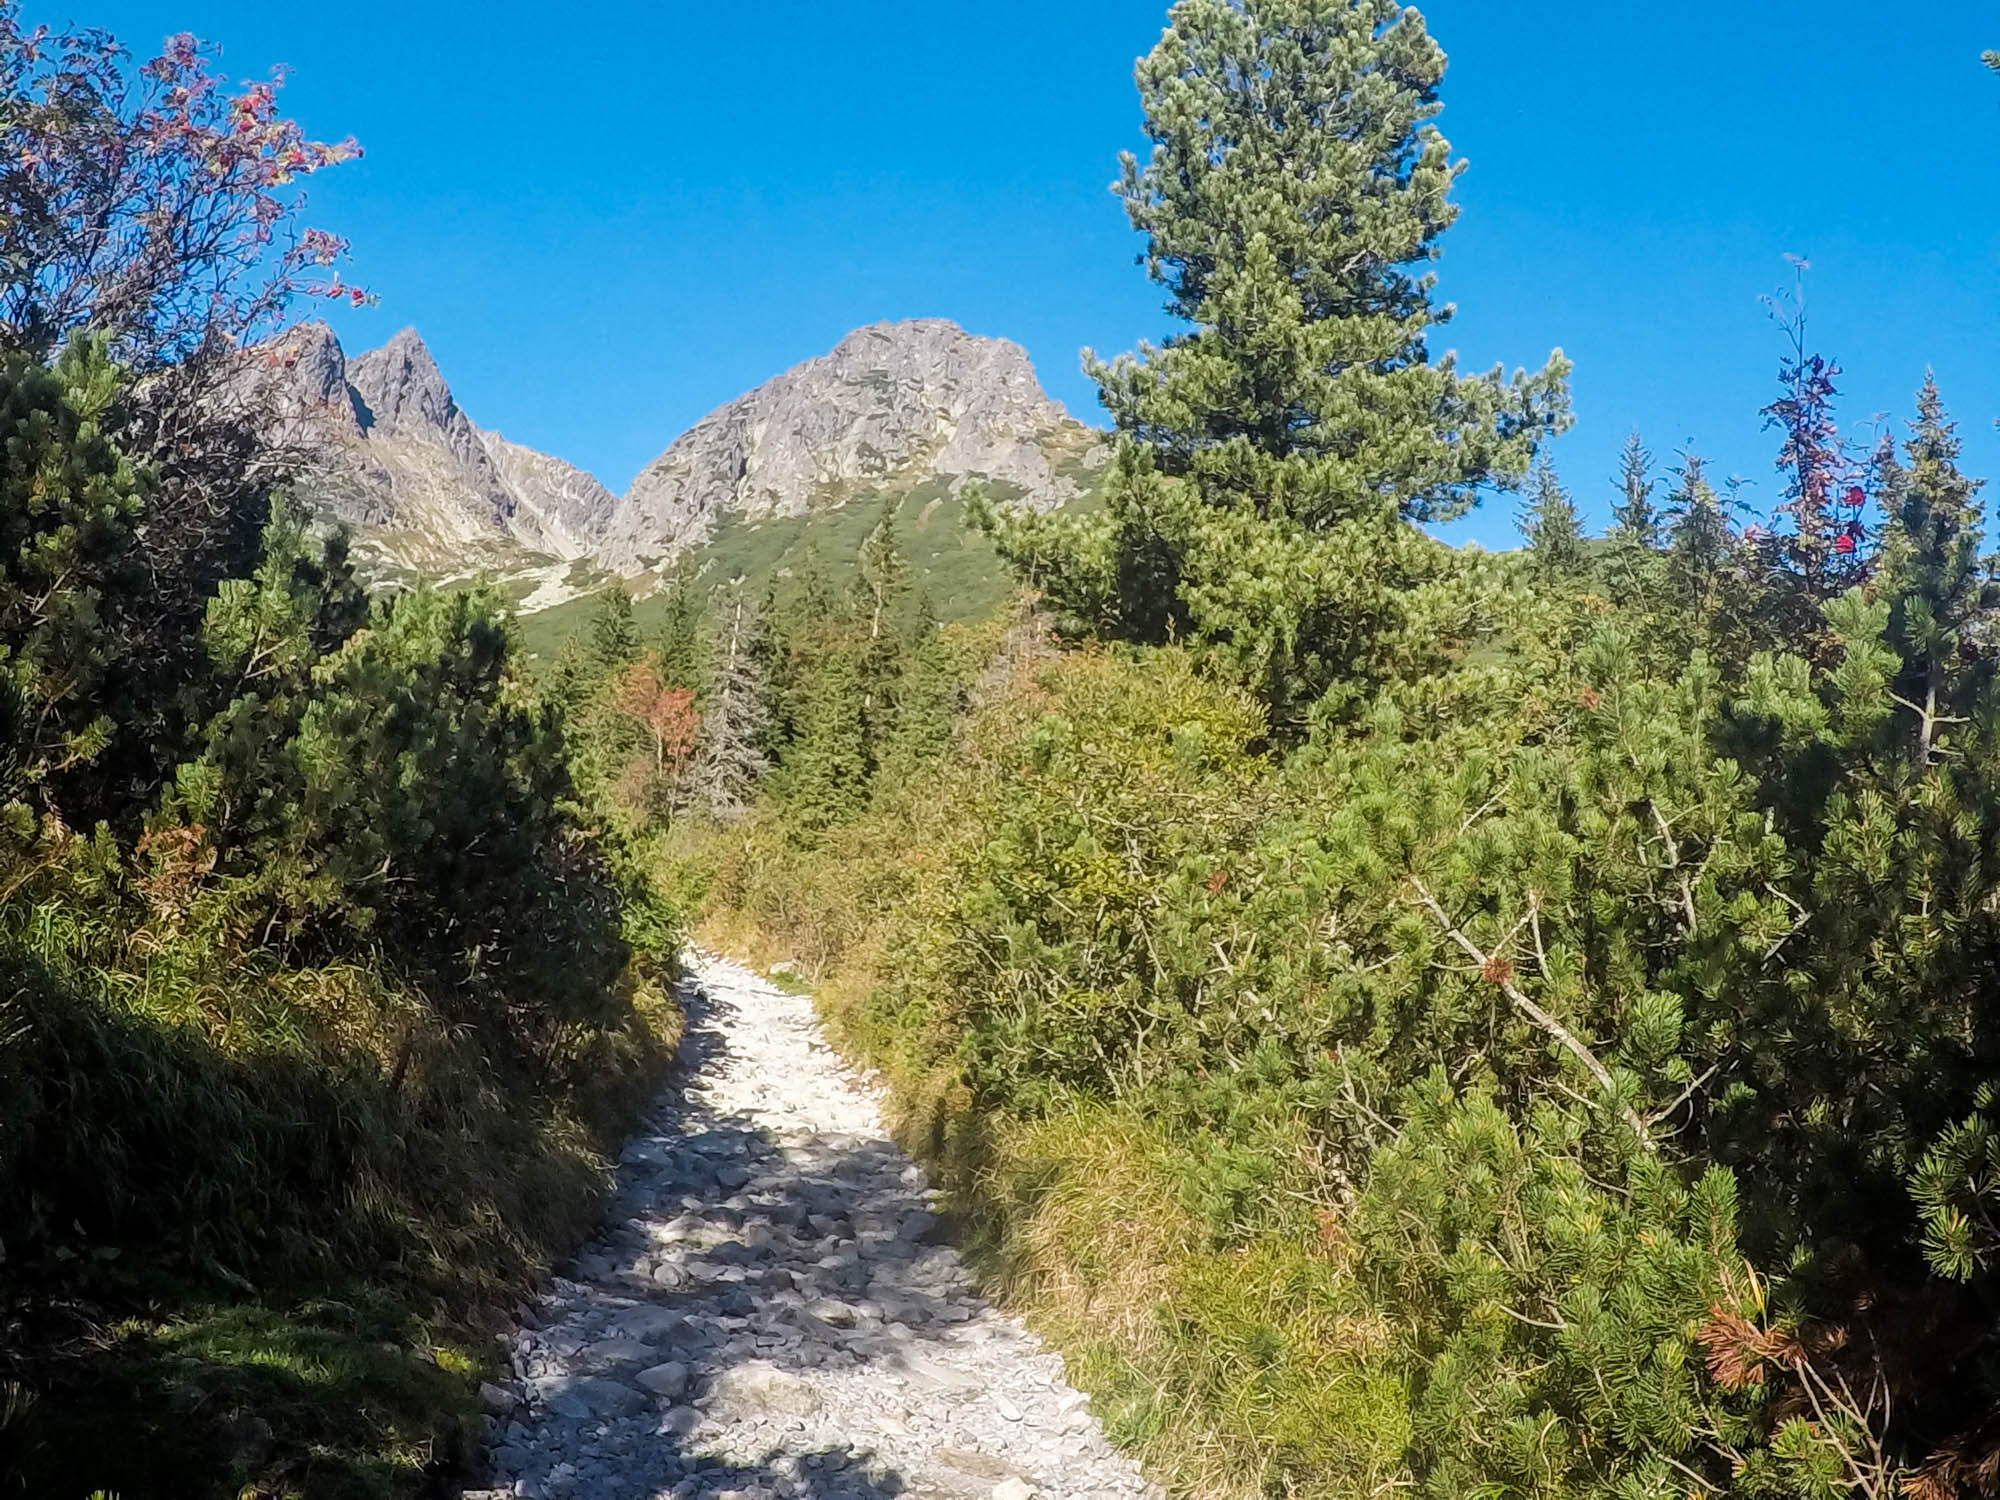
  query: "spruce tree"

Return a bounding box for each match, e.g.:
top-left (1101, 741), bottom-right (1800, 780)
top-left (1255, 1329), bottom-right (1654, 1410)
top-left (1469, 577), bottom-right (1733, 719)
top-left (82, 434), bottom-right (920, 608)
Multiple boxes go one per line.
top-left (1519, 453), bottom-right (1588, 584)
top-left (787, 544), bottom-right (838, 632)
top-left (1876, 376), bottom-right (1994, 766)
top-left (883, 593), bottom-right (964, 777)
top-left (781, 645), bottom-right (869, 836)
top-left (855, 496), bottom-right (912, 770)
top-left (651, 561), bottom-right (703, 692)
top-left (686, 582), bottom-right (773, 823)
top-left (981, 0), bottom-right (1569, 724)
top-left (855, 495), bottom-right (911, 642)
top-left (1664, 452), bottom-right (1738, 652)
top-left (587, 587), bottom-right (641, 676)
top-left (1602, 431), bottom-right (1672, 632)
top-left (1611, 431), bottom-right (1662, 547)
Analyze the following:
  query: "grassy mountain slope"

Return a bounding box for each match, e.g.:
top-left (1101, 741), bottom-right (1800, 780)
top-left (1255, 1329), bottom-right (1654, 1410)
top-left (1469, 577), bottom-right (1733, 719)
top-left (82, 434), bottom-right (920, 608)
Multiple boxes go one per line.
top-left (514, 479), bottom-right (1099, 667)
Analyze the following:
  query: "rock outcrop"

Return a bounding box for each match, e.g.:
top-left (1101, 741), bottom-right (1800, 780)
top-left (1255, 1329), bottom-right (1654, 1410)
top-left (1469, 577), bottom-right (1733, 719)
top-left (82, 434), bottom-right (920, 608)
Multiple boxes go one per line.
top-left (264, 318), bottom-right (1100, 586)
top-left (596, 320), bottom-right (1098, 573)
top-left (268, 323), bottom-right (618, 566)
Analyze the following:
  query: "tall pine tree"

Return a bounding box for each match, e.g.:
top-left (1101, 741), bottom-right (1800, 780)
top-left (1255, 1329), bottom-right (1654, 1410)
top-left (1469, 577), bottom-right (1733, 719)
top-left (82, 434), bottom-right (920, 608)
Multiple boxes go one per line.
top-left (1877, 376), bottom-right (1995, 766)
top-left (855, 496), bottom-right (912, 771)
top-left (1519, 453), bottom-right (1587, 585)
top-left (686, 581), bottom-right (773, 823)
top-left (981, 0), bottom-right (1569, 724)
top-left (1611, 431), bottom-right (1662, 547)
top-left (588, 587), bottom-right (641, 676)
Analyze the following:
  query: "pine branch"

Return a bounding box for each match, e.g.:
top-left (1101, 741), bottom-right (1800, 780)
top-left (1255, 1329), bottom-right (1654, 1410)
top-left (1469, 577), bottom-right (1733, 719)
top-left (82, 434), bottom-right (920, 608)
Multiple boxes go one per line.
top-left (1410, 879), bottom-right (1656, 1154)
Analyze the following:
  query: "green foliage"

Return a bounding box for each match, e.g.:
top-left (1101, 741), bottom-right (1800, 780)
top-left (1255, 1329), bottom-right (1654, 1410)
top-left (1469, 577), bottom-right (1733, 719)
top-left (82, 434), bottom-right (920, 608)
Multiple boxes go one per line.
top-left (1519, 454), bottom-right (1589, 586)
top-left (981, 0), bottom-right (1569, 724)
top-left (651, 559), bottom-right (703, 690)
top-left (896, 649), bottom-right (1273, 1105)
top-left (0, 333), bottom-right (677, 1497)
top-left (588, 584), bottom-right (640, 674)
top-left (696, 371), bottom-right (2000, 1493)
top-left (161, 521), bottom-right (630, 1035)
top-left (1357, 1078), bottom-right (1762, 1500)
top-left (778, 644), bottom-right (872, 834)
top-left (658, 8), bottom-right (2000, 1500)
top-left (511, 480), bottom-right (1043, 669)
top-left (0, 336), bottom-right (142, 813)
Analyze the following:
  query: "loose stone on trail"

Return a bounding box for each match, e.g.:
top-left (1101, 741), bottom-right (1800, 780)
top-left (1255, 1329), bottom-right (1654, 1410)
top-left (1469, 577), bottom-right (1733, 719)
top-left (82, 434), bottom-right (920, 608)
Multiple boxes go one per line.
top-left (480, 951), bottom-right (1156, 1500)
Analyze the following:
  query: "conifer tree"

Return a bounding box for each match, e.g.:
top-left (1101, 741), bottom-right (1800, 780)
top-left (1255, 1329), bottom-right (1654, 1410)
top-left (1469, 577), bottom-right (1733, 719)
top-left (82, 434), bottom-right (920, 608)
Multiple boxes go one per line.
top-left (1875, 376), bottom-right (1994, 766)
top-left (651, 561), bottom-right (703, 693)
top-left (1664, 453), bottom-right (1739, 653)
top-left (882, 593), bottom-right (965, 778)
top-left (981, 0), bottom-right (1568, 723)
top-left (856, 495), bottom-right (911, 642)
top-left (749, 577), bottom-right (796, 759)
top-left (855, 496), bottom-right (912, 768)
top-left (0, 337), bottom-right (142, 817)
top-left (788, 544), bottom-right (839, 631)
top-left (685, 582), bottom-right (772, 823)
top-left (587, 587), bottom-right (641, 675)
top-left (763, 547), bottom-right (846, 758)
top-left (1602, 431), bottom-right (1672, 632)
top-left (1611, 431), bottom-right (1662, 547)
top-left (1519, 453), bottom-right (1588, 584)
top-left (781, 645), bottom-right (869, 836)
top-left (544, 635), bottom-right (594, 725)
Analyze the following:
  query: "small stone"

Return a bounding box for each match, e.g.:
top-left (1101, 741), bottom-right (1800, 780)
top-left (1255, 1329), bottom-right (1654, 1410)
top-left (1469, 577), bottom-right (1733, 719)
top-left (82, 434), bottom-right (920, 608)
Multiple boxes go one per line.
top-left (635, 1361), bottom-right (689, 1399)
top-left (708, 1359), bottom-right (822, 1418)
top-left (992, 1483), bottom-right (1038, 1500)
top-left (936, 1449), bottom-right (1024, 1481)
top-left (479, 1381), bottom-right (520, 1415)
top-left (609, 1307), bottom-right (686, 1343)
top-left (993, 1392), bottom-right (1023, 1422)
top-left (531, 1374), bottom-right (645, 1419)
top-left (660, 1404), bottom-right (701, 1437)
top-left (806, 1297), bottom-right (858, 1327)
top-left (585, 1338), bottom-right (655, 1367)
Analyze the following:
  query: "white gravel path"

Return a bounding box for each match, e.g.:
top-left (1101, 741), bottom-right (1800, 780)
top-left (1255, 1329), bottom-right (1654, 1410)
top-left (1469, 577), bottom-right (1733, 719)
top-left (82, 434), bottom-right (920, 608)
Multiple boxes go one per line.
top-left (474, 952), bottom-right (1157, 1500)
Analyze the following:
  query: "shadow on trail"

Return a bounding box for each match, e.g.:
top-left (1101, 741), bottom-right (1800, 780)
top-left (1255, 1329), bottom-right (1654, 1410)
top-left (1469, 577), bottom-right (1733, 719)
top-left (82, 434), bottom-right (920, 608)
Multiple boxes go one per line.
top-left (484, 970), bottom-right (1055, 1500)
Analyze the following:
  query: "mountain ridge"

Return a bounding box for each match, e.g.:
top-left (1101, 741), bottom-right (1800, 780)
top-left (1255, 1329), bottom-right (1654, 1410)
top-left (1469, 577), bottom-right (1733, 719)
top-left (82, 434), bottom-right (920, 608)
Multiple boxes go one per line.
top-left (599, 318), bottom-right (1101, 572)
top-left (269, 318), bottom-right (1102, 593)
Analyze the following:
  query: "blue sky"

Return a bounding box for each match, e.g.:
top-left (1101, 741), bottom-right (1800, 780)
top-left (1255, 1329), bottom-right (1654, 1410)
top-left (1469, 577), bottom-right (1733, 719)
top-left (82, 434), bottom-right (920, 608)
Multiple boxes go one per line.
top-left (52, 0), bottom-right (2000, 547)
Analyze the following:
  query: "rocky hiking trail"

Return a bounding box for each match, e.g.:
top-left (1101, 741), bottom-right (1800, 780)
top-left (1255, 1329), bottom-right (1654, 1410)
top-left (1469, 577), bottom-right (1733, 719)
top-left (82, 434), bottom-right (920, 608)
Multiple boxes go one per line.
top-left (473, 953), bottom-right (1156, 1500)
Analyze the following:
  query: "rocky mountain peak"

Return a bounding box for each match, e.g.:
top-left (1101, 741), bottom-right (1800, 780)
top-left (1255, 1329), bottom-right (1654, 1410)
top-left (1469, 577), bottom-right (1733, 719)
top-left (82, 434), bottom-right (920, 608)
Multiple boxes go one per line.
top-left (271, 325), bottom-right (619, 568)
top-left (597, 318), bottom-right (1098, 573)
top-left (263, 316), bottom-right (1102, 595)
top-left (347, 326), bottom-right (458, 437)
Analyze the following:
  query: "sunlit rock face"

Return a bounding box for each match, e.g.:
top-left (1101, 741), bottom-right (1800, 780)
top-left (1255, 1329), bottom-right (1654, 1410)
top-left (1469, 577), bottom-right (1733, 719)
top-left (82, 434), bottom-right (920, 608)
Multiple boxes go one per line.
top-left (597, 319), bottom-right (1098, 573)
